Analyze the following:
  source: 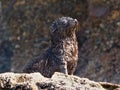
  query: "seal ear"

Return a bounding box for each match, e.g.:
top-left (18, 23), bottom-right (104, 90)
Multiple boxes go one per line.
top-left (50, 26), bottom-right (56, 33)
top-left (50, 21), bottom-right (57, 34)
top-left (50, 26), bottom-right (56, 37)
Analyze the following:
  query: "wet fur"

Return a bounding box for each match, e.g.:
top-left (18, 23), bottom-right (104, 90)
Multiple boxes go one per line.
top-left (23, 17), bottom-right (78, 78)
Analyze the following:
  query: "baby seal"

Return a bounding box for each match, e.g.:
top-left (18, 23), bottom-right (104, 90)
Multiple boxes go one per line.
top-left (23, 17), bottom-right (79, 78)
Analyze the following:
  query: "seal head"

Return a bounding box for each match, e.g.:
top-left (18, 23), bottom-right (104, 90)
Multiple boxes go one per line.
top-left (50, 17), bottom-right (78, 38)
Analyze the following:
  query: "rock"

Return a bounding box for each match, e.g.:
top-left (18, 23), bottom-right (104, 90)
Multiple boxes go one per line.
top-left (75, 0), bottom-right (120, 84)
top-left (1, 0), bottom-right (120, 84)
top-left (0, 40), bottom-right (13, 72)
top-left (0, 72), bottom-right (119, 90)
top-left (0, 2), bottom-right (13, 73)
top-left (75, 40), bottom-right (120, 84)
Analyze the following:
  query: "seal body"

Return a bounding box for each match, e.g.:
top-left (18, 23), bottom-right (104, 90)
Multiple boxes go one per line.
top-left (23, 17), bottom-right (78, 77)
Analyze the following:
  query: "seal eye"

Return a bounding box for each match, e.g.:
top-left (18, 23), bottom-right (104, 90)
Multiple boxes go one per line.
top-left (65, 22), bottom-right (70, 27)
top-left (62, 19), bottom-right (68, 25)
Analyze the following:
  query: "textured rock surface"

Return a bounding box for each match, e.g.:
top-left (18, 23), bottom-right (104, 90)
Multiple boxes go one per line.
top-left (0, 72), bottom-right (120, 90)
top-left (0, 2), bottom-right (13, 73)
top-left (1, 0), bottom-right (120, 84)
top-left (0, 40), bottom-right (13, 72)
top-left (75, 0), bottom-right (120, 84)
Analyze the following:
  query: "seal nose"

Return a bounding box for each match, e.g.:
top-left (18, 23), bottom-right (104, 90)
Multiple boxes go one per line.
top-left (74, 19), bottom-right (77, 22)
top-left (73, 19), bottom-right (78, 27)
top-left (74, 19), bottom-right (79, 31)
top-left (74, 19), bottom-right (78, 24)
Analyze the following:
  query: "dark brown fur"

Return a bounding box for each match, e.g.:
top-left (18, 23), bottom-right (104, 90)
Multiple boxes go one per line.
top-left (23, 17), bottom-right (78, 78)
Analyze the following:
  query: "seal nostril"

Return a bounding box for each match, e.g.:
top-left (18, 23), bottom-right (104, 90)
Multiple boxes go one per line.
top-left (74, 19), bottom-right (78, 24)
top-left (74, 19), bottom-right (77, 22)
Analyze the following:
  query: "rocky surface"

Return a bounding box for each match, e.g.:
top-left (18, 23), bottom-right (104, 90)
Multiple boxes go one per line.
top-left (0, 72), bottom-right (120, 90)
top-left (0, 40), bottom-right (13, 73)
top-left (0, 2), bottom-right (13, 73)
top-left (0, 0), bottom-right (120, 84)
top-left (75, 0), bottom-right (120, 84)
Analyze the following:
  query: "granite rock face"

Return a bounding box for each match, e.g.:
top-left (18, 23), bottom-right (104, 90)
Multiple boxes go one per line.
top-left (0, 72), bottom-right (120, 90)
top-left (0, 2), bottom-right (13, 72)
top-left (0, 40), bottom-right (13, 72)
top-left (75, 0), bottom-right (120, 84)
top-left (1, 0), bottom-right (120, 84)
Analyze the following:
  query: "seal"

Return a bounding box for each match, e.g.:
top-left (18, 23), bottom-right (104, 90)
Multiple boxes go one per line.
top-left (23, 17), bottom-right (79, 78)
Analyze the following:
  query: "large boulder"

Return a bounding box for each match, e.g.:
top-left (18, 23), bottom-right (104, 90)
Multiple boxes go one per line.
top-left (0, 72), bottom-right (120, 90)
top-left (1, 0), bottom-right (120, 84)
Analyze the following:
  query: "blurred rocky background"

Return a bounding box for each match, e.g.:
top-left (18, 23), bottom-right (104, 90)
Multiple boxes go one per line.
top-left (0, 0), bottom-right (120, 84)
